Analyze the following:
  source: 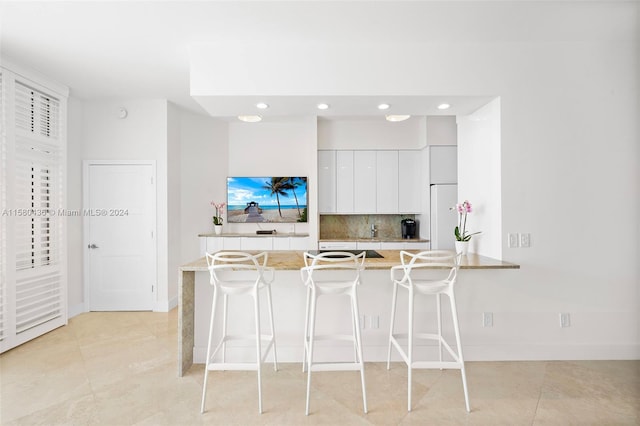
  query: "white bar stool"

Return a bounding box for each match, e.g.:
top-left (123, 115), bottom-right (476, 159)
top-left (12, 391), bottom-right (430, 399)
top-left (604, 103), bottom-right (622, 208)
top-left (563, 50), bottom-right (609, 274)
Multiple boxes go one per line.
top-left (300, 251), bottom-right (368, 416)
top-left (387, 250), bottom-right (470, 412)
top-left (201, 251), bottom-right (278, 414)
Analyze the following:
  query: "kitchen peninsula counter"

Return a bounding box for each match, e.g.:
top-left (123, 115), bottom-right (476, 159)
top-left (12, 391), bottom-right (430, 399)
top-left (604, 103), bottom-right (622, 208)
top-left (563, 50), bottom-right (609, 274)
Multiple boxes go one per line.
top-left (178, 250), bottom-right (518, 376)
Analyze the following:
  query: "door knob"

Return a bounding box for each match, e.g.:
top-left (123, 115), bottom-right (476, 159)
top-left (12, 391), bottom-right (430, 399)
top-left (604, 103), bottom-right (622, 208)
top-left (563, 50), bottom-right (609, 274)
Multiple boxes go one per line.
top-left (88, 244), bottom-right (99, 249)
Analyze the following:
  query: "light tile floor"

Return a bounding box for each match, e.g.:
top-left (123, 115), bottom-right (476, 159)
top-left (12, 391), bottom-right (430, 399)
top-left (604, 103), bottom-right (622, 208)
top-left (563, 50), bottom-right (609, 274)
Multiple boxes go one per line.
top-left (1, 310), bottom-right (638, 425)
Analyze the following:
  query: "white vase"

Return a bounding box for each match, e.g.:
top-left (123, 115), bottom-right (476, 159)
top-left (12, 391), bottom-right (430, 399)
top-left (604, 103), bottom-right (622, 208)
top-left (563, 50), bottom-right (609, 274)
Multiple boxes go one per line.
top-left (214, 225), bottom-right (222, 235)
top-left (455, 240), bottom-right (469, 255)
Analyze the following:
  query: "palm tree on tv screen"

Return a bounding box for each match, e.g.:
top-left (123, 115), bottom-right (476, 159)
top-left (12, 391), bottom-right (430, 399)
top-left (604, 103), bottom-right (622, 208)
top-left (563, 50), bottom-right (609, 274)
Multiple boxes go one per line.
top-left (262, 177), bottom-right (289, 217)
top-left (285, 177), bottom-right (306, 217)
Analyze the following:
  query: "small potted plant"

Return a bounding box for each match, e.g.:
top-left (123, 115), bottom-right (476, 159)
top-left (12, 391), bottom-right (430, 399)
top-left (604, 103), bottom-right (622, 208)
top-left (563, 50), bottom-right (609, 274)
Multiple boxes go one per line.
top-left (452, 200), bottom-right (481, 255)
top-left (211, 201), bottom-right (225, 235)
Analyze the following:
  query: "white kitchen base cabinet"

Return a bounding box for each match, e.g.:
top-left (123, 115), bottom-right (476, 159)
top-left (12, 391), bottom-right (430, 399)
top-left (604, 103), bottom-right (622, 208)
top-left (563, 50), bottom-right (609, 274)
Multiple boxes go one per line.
top-left (380, 241), bottom-right (430, 250)
top-left (200, 235), bottom-right (310, 255)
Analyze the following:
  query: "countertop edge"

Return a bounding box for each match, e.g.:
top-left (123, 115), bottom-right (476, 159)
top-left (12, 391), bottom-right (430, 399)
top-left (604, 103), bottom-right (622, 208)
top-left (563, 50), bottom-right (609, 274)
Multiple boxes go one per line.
top-left (180, 250), bottom-right (520, 271)
top-left (198, 233), bottom-right (310, 238)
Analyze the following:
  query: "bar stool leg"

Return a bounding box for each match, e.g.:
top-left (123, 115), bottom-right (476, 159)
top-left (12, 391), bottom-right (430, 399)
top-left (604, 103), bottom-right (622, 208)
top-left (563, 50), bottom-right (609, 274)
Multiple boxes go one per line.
top-left (302, 286), bottom-right (311, 372)
top-left (351, 288), bottom-right (368, 414)
top-left (407, 288), bottom-right (414, 412)
top-left (305, 288), bottom-right (317, 416)
top-left (387, 282), bottom-right (399, 370)
top-left (449, 291), bottom-right (471, 412)
top-left (201, 287), bottom-right (218, 414)
top-left (265, 285), bottom-right (278, 371)
top-left (222, 294), bottom-right (228, 364)
top-left (253, 290), bottom-right (263, 414)
top-left (436, 293), bottom-right (443, 366)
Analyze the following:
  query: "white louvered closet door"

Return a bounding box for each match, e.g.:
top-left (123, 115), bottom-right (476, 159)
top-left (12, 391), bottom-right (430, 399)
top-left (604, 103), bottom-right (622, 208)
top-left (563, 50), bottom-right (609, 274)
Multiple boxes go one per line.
top-left (0, 68), bottom-right (68, 354)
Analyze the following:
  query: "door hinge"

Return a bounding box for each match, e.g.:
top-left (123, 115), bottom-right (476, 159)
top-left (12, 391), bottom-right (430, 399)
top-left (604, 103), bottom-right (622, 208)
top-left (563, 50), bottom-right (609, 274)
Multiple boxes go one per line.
top-left (150, 176), bottom-right (154, 184)
top-left (152, 285), bottom-right (154, 292)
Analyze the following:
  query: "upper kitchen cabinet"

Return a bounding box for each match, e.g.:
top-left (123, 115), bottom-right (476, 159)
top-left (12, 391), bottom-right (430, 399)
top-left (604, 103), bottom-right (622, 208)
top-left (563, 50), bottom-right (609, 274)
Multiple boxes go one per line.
top-left (354, 150), bottom-right (377, 213)
top-left (318, 149), bottom-right (422, 214)
top-left (398, 150), bottom-right (422, 213)
top-left (336, 150), bottom-right (355, 213)
top-left (318, 150), bottom-right (336, 213)
top-left (429, 145), bottom-right (457, 184)
top-left (376, 151), bottom-right (399, 213)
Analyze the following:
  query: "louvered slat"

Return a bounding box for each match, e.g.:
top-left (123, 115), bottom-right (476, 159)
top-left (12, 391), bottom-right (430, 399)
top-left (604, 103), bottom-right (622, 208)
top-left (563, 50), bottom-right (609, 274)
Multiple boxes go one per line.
top-left (15, 271), bottom-right (61, 334)
top-left (0, 69), bottom-right (66, 353)
top-left (15, 82), bottom-right (60, 141)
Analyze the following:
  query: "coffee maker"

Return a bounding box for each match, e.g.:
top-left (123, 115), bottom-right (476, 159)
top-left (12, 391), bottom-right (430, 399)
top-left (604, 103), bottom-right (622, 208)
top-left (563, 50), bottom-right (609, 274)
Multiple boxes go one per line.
top-left (401, 218), bottom-right (417, 239)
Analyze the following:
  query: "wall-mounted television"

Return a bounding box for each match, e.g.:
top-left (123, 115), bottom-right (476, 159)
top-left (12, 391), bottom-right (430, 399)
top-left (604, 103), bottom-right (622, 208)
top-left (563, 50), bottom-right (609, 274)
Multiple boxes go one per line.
top-left (227, 177), bottom-right (308, 223)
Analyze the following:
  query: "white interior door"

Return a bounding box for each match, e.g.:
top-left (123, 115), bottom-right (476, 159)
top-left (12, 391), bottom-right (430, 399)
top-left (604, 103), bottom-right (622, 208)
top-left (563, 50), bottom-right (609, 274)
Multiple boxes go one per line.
top-left (85, 163), bottom-right (156, 311)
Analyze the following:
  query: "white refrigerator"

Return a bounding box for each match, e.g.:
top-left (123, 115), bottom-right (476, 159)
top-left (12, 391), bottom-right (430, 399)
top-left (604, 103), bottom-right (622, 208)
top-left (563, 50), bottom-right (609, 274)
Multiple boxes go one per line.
top-left (430, 184), bottom-right (458, 250)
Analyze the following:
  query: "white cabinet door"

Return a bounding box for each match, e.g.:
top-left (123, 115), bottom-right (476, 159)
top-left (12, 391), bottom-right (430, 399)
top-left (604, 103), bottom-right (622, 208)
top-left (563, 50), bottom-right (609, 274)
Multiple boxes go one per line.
top-left (398, 150), bottom-right (422, 213)
top-left (222, 237), bottom-right (242, 250)
top-left (403, 241), bottom-right (430, 250)
top-left (318, 241), bottom-right (357, 250)
top-left (356, 241), bottom-right (381, 250)
top-left (290, 237), bottom-right (312, 251)
top-left (380, 242), bottom-right (406, 250)
top-left (241, 237), bottom-right (273, 251)
top-left (354, 151), bottom-right (376, 213)
top-left (430, 145), bottom-right (457, 184)
top-left (318, 150), bottom-right (336, 213)
top-left (272, 238), bottom-right (290, 250)
top-left (376, 151), bottom-right (399, 213)
top-left (205, 237), bottom-right (224, 254)
top-left (336, 151), bottom-right (354, 213)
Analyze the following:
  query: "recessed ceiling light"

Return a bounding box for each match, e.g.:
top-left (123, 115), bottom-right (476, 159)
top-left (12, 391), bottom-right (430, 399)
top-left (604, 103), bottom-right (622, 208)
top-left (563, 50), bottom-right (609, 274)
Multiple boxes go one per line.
top-left (437, 103), bottom-right (451, 110)
top-left (238, 115), bottom-right (262, 123)
top-left (385, 115), bottom-right (411, 122)
top-left (378, 103), bottom-right (390, 110)
top-left (256, 102), bottom-right (269, 109)
top-left (317, 103), bottom-right (329, 110)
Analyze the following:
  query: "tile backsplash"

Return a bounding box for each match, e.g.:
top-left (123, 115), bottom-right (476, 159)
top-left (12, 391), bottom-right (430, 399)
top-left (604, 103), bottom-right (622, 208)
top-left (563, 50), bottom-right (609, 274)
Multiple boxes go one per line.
top-left (319, 214), bottom-right (417, 240)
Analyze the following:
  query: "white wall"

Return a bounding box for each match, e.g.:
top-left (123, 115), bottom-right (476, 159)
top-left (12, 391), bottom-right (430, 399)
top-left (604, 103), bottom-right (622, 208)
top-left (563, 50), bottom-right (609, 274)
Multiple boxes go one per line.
top-left (318, 117), bottom-right (426, 150)
top-left (80, 99), bottom-right (171, 311)
top-left (226, 118), bottom-right (317, 239)
top-left (458, 98), bottom-right (502, 259)
top-left (426, 116), bottom-right (457, 146)
top-left (166, 102), bottom-right (181, 310)
top-left (188, 2), bottom-right (640, 359)
top-left (66, 97), bottom-right (85, 316)
top-left (179, 111), bottom-right (228, 263)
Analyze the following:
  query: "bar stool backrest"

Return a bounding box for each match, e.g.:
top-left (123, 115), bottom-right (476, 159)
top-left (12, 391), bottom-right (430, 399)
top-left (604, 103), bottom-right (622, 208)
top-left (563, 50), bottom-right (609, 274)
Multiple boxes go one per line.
top-left (205, 251), bottom-right (272, 289)
top-left (301, 251), bottom-right (366, 289)
top-left (392, 250), bottom-right (460, 288)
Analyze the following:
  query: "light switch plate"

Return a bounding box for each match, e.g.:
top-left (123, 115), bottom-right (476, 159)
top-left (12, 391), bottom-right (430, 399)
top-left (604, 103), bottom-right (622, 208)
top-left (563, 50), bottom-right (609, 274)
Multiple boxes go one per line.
top-left (520, 233), bottom-right (531, 248)
top-left (508, 233), bottom-right (519, 248)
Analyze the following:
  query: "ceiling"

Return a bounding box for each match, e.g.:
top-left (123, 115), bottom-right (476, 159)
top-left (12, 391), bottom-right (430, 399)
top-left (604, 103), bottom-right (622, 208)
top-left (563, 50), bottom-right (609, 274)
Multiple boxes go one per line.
top-left (1, 1), bottom-right (601, 119)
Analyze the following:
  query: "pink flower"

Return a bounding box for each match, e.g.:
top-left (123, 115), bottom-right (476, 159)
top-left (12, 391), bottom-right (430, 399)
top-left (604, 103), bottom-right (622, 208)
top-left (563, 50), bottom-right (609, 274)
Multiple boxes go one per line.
top-left (210, 201), bottom-right (226, 225)
top-left (452, 200), bottom-right (481, 242)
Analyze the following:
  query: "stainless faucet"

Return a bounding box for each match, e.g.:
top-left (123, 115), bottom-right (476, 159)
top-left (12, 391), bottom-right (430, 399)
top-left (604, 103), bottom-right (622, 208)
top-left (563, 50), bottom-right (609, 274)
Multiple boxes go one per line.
top-left (370, 223), bottom-right (377, 238)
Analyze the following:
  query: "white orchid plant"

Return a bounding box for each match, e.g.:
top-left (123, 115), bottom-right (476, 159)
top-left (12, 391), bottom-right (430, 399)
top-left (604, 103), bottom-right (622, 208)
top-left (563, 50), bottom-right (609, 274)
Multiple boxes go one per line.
top-left (210, 201), bottom-right (225, 226)
top-left (453, 200), bottom-right (481, 242)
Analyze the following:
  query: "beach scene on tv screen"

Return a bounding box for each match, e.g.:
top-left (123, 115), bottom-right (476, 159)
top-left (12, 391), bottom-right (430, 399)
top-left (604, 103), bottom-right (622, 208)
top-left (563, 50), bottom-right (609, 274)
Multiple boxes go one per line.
top-left (227, 177), bottom-right (308, 223)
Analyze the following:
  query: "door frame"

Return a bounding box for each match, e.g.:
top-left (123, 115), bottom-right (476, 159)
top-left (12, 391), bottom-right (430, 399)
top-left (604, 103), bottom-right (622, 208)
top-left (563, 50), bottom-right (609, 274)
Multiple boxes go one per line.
top-left (82, 160), bottom-right (157, 312)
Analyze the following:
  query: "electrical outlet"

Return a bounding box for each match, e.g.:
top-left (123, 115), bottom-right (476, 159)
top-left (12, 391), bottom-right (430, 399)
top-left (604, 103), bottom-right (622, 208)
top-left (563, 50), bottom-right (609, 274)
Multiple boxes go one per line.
top-left (560, 313), bottom-right (571, 328)
top-left (508, 233), bottom-right (519, 248)
top-left (520, 233), bottom-right (531, 248)
top-left (483, 312), bottom-right (493, 327)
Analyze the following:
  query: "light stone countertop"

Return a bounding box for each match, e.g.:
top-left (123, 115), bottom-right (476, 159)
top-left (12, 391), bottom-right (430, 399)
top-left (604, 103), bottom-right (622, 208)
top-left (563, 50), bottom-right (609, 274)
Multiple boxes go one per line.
top-left (319, 237), bottom-right (430, 243)
top-left (198, 232), bottom-right (309, 238)
top-left (180, 250), bottom-right (519, 271)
